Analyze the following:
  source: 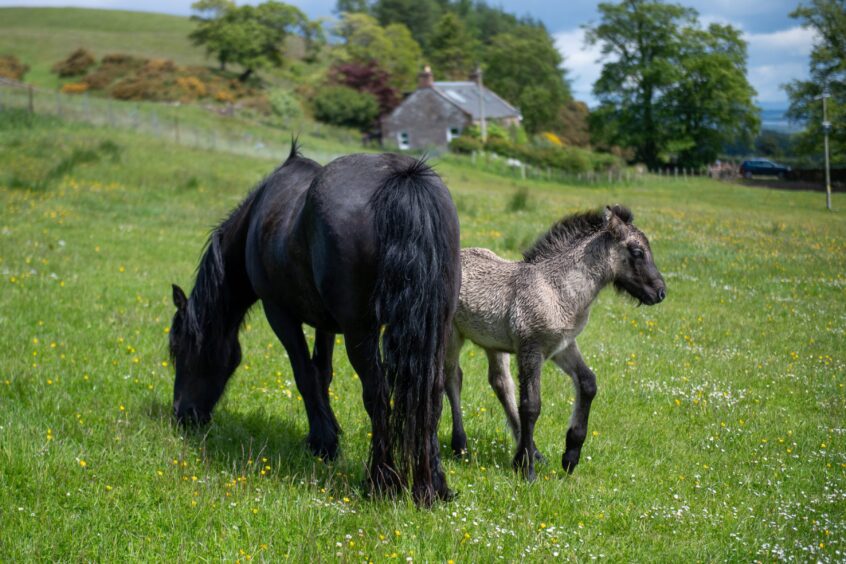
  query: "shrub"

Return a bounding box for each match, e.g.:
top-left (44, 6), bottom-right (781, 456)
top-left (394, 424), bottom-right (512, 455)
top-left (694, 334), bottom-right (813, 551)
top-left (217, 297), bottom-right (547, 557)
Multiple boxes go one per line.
top-left (175, 76), bottom-right (207, 100)
top-left (83, 54), bottom-right (146, 89)
top-left (268, 89), bottom-right (303, 121)
top-left (61, 82), bottom-right (89, 95)
top-left (312, 85), bottom-right (379, 131)
top-left (449, 135), bottom-right (482, 154)
top-left (52, 49), bottom-right (96, 77)
top-left (0, 54), bottom-right (29, 80)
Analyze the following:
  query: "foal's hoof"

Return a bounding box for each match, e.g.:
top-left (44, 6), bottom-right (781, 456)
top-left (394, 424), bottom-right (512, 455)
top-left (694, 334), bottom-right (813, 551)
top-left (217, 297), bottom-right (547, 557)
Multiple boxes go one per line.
top-left (512, 453), bottom-right (537, 482)
top-left (562, 450), bottom-right (580, 474)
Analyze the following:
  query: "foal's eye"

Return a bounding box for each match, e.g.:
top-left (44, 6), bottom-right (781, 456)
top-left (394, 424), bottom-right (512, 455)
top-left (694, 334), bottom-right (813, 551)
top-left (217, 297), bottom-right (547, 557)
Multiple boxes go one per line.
top-left (630, 247), bottom-right (644, 259)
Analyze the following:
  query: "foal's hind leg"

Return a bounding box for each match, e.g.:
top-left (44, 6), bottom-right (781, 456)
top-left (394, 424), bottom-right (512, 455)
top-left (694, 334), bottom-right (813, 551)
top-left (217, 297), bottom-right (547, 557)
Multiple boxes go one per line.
top-left (344, 330), bottom-right (403, 497)
top-left (263, 303), bottom-right (339, 460)
top-left (312, 330), bottom-right (341, 437)
top-left (487, 350), bottom-right (544, 462)
top-left (444, 330), bottom-right (467, 457)
top-left (552, 343), bottom-right (597, 474)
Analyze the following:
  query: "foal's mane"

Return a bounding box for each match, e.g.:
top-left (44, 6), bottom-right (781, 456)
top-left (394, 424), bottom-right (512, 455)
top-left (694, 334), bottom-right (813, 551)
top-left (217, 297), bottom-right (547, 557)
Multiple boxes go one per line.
top-left (177, 141), bottom-right (305, 354)
top-left (522, 205), bottom-right (632, 263)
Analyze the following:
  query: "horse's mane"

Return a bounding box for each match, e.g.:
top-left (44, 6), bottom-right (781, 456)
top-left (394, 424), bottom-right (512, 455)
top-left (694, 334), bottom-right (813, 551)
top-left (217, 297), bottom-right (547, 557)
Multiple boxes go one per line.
top-left (522, 205), bottom-right (632, 263)
top-left (177, 140), bottom-right (306, 355)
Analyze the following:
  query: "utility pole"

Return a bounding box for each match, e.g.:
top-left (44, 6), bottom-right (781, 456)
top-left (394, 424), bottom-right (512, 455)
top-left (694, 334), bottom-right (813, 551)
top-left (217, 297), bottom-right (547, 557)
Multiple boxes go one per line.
top-left (821, 89), bottom-right (832, 210)
top-left (474, 65), bottom-right (487, 143)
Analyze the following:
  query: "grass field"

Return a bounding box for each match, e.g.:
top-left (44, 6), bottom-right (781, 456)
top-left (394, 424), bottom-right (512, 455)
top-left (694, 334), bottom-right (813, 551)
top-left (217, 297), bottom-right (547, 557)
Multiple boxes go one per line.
top-left (1, 109), bottom-right (845, 561)
top-left (0, 8), bottom-right (205, 89)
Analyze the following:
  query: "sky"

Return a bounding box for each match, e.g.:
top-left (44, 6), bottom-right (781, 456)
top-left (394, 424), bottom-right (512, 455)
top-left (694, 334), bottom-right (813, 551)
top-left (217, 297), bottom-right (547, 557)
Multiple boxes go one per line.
top-left (1, 0), bottom-right (816, 107)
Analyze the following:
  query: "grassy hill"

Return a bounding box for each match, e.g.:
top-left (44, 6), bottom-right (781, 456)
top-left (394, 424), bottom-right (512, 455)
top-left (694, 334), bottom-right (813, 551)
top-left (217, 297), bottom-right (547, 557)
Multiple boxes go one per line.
top-left (0, 7), bottom-right (206, 89)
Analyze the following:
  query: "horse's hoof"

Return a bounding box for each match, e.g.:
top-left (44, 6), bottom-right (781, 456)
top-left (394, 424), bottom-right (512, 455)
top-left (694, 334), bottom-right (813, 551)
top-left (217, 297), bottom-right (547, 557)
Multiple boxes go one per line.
top-left (451, 447), bottom-right (468, 460)
top-left (562, 450), bottom-right (580, 474)
top-left (307, 436), bottom-right (339, 461)
top-left (512, 453), bottom-right (536, 482)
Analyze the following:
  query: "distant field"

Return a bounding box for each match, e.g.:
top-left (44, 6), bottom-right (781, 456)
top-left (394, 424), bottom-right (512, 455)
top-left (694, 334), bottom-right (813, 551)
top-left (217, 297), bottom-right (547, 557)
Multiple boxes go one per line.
top-left (1, 110), bottom-right (844, 561)
top-left (0, 8), bottom-right (205, 88)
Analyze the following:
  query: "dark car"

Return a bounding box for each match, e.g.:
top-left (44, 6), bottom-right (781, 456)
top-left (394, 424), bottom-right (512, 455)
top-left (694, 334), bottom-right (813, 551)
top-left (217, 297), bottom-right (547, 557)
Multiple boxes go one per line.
top-left (739, 159), bottom-right (791, 179)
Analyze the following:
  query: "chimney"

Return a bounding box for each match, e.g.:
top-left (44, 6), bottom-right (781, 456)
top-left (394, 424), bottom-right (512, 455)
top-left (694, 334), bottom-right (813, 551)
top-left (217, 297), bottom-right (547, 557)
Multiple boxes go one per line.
top-left (469, 67), bottom-right (481, 84)
top-left (418, 65), bottom-right (433, 89)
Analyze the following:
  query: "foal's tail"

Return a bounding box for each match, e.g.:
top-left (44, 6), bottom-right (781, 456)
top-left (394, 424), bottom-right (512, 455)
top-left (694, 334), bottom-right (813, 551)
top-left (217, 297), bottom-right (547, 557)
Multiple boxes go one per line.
top-left (371, 158), bottom-right (460, 506)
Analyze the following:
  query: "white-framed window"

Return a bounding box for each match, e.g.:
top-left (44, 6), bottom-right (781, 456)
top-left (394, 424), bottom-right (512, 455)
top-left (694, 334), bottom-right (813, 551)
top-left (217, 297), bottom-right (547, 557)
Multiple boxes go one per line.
top-left (446, 126), bottom-right (461, 143)
top-left (397, 131), bottom-right (410, 150)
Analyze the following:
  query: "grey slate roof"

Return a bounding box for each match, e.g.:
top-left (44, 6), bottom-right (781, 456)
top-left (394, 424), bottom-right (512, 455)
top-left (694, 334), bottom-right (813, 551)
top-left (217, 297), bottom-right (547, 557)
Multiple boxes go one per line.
top-left (432, 81), bottom-right (521, 120)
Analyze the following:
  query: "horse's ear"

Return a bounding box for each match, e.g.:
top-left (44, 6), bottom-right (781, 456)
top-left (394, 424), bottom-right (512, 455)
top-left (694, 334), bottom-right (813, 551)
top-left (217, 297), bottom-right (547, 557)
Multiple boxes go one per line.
top-left (604, 206), bottom-right (626, 237)
top-left (172, 284), bottom-right (188, 311)
top-left (610, 204), bottom-right (633, 224)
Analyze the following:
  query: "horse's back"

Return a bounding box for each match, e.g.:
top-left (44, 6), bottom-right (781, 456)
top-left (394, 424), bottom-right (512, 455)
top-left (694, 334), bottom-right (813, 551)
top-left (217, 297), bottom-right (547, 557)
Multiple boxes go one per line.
top-left (306, 153), bottom-right (457, 332)
top-left (455, 248), bottom-right (522, 351)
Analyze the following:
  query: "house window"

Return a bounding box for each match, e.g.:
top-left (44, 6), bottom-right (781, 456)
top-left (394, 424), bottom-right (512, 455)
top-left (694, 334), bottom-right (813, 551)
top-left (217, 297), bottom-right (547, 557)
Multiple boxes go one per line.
top-left (446, 127), bottom-right (461, 143)
top-left (397, 131), bottom-right (410, 150)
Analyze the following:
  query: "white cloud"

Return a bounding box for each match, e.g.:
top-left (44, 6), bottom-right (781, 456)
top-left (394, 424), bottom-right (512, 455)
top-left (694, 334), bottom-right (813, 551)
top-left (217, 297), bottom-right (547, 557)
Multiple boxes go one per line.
top-left (553, 27), bottom-right (603, 104)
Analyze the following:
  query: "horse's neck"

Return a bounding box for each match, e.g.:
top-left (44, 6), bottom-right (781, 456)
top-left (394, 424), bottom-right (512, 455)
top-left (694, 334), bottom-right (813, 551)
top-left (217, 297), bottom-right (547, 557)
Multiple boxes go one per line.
top-left (536, 236), bottom-right (611, 310)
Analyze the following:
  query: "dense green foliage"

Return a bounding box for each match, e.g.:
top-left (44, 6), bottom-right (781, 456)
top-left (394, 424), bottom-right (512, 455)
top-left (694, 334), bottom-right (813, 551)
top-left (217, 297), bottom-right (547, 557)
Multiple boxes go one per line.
top-left (482, 30), bottom-right (571, 134)
top-left (332, 13), bottom-right (422, 92)
top-left (189, 0), bottom-right (318, 81)
top-left (2, 111), bottom-right (845, 560)
top-left (586, 0), bottom-right (759, 167)
top-left (785, 0), bottom-right (846, 165)
top-left (312, 85), bottom-right (380, 130)
top-left (427, 12), bottom-right (478, 80)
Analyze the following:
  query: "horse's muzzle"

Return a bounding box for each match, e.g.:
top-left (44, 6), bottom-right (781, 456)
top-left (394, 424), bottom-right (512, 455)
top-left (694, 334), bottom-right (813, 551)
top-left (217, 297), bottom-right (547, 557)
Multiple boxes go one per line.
top-left (173, 400), bottom-right (211, 426)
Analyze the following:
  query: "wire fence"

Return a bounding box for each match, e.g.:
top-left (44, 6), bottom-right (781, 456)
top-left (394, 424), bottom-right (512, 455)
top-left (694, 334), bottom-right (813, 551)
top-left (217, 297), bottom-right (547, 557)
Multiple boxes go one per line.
top-left (1, 79), bottom-right (721, 187)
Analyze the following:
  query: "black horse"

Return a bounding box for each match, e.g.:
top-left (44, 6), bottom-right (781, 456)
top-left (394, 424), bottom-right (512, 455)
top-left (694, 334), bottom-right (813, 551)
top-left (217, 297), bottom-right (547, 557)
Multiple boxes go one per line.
top-left (168, 143), bottom-right (460, 505)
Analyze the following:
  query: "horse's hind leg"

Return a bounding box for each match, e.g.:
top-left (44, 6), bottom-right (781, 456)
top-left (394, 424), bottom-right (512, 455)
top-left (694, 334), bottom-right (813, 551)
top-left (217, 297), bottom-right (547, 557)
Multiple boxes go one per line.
top-left (444, 330), bottom-right (467, 457)
top-left (487, 350), bottom-right (544, 462)
top-left (263, 303), bottom-right (339, 460)
top-left (312, 330), bottom-right (341, 437)
top-left (486, 351), bottom-right (519, 441)
top-left (552, 343), bottom-right (597, 474)
top-left (344, 330), bottom-right (403, 496)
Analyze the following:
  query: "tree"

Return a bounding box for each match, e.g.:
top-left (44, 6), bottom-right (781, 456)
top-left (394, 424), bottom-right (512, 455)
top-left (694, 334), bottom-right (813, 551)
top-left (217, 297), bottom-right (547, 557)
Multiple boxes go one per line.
top-left (427, 12), bottom-right (478, 80)
top-left (483, 29), bottom-right (571, 133)
top-left (189, 0), bottom-right (312, 81)
top-left (312, 85), bottom-right (380, 130)
top-left (372, 0), bottom-right (441, 50)
top-left (585, 0), bottom-right (759, 167)
top-left (334, 13), bottom-right (422, 92)
top-left (329, 60), bottom-right (400, 116)
top-left (785, 0), bottom-right (846, 165)
top-left (661, 24), bottom-right (760, 165)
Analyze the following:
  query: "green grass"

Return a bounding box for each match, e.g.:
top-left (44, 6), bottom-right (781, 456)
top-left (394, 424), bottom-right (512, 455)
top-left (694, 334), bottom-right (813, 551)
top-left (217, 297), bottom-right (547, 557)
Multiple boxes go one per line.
top-left (0, 7), bottom-right (206, 89)
top-left (1, 111), bottom-right (845, 561)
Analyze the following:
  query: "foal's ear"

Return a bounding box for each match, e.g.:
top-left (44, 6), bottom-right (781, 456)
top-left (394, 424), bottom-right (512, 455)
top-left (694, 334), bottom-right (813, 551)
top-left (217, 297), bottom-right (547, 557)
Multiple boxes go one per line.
top-left (604, 206), bottom-right (627, 237)
top-left (172, 284), bottom-right (188, 311)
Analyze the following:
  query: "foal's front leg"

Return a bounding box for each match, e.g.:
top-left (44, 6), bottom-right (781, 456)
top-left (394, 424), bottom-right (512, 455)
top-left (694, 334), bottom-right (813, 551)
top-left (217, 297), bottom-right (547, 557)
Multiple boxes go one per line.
top-left (552, 343), bottom-right (597, 474)
top-left (512, 345), bottom-right (544, 481)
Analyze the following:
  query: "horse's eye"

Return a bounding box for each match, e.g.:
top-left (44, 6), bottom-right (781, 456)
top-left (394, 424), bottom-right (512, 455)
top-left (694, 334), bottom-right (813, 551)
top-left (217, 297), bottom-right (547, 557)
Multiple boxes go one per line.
top-left (630, 247), bottom-right (644, 259)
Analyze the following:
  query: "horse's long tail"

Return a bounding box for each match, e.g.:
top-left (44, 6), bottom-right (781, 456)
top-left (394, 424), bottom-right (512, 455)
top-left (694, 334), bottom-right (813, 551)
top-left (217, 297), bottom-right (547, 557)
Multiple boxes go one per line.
top-left (371, 158), bottom-right (460, 506)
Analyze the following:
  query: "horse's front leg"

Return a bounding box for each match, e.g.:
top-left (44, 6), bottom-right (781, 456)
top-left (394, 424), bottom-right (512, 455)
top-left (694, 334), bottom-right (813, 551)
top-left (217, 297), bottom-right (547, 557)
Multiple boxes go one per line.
top-left (552, 343), bottom-right (597, 474)
top-left (512, 345), bottom-right (544, 481)
top-left (263, 303), bottom-right (339, 460)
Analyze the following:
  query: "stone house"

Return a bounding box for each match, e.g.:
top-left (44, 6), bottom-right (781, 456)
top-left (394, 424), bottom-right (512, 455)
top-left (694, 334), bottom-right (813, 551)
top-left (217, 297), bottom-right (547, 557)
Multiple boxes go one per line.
top-left (381, 66), bottom-right (521, 150)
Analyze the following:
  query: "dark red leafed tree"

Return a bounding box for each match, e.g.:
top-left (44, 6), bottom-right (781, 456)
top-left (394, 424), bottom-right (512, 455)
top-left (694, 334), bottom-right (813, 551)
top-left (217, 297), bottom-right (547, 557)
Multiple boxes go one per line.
top-left (329, 61), bottom-right (400, 117)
